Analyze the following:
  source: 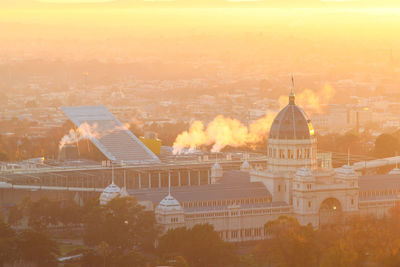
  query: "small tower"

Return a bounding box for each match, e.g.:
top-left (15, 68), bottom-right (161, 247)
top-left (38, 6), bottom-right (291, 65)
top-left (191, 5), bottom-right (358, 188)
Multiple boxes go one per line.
top-left (389, 155), bottom-right (400, 175)
top-left (155, 172), bottom-right (184, 234)
top-left (293, 167), bottom-right (315, 194)
top-left (389, 167), bottom-right (400, 175)
top-left (240, 154), bottom-right (251, 172)
top-left (335, 151), bottom-right (358, 188)
top-left (211, 162), bottom-right (223, 184)
top-left (335, 165), bottom-right (358, 187)
top-left (240, 160), bottom-right (251, 172)
top-left (292, 167), bottom-right (316, 225)
top-left (267, 75), bottom-right (317, 172)
top-left (100, 167), bottom-right (121, 205)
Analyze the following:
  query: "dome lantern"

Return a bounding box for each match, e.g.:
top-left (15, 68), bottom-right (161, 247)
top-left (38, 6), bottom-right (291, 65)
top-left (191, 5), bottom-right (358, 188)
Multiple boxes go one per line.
top-left (289, 91), bottom-right (295, 105)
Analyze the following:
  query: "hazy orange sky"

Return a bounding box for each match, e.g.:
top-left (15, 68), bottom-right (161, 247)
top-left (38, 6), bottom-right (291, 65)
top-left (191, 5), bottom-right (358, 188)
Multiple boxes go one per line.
top-left (2, 0), bottom-right (400, 8)
top-left (1, 0), bottom-right (399, 67)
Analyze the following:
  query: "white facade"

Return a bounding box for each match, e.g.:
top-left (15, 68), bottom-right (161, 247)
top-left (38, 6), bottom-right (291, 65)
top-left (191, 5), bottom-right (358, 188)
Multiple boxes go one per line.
top-left (122, 93), bottom-right (400, 242)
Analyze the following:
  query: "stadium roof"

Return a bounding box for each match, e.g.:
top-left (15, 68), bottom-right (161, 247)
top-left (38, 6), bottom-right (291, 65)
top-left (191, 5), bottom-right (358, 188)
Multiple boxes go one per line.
top-left (61, 105), bottom-right (161, 165)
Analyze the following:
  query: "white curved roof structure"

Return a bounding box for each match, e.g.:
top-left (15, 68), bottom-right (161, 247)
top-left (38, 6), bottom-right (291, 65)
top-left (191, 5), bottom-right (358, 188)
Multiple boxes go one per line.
top-left (61, 105), bottom-right (160, 164)
top-left (155, 194), bottom-right (183, 213)
top-left (212, 162), bottom-right (222, 170)
top-left (100, 182), bottom-right (121, 205)
top-left (336, 165), bottom-right (356, 178)
top-left (389, 168), bottom-right (400, 175)
top-left (240, 160), bottom-right (250, 171)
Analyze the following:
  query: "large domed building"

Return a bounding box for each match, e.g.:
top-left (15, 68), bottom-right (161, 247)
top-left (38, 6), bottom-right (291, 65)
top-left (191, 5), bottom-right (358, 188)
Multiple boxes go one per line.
top-left (97, 87), bottom-right (400, 242)
top-left (267, 91), bottom-right (317, 172)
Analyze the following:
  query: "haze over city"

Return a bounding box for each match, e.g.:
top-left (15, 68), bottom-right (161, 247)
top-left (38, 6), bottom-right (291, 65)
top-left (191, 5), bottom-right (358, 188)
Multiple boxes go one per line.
top-left (1, 1), bottom-right (400, 267)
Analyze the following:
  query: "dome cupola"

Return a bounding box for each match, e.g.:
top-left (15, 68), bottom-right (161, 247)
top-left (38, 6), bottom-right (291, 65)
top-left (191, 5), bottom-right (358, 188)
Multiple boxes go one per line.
top-left (100, 167), bottom-right (121, 205)
top-left (268, 97), bottom-right (314, 140)
top-left (211, 161), bottom-right (223, 183)
top-left (389, 158), bottom-right (400, 175)
top-left (336, 164), bottom-right (356, 179)
top-left (100, 182), bottom-right (121, 205)
top-left (267, 81), bottom-right (317, 172)
top-left (389, 167), bottom-right (400, 175)
top-left (240, 160), bottom-right (251, 172)
top-left (155, 176), bottom-right (185, 233)
top-left (155, 194), bottom-right (183, 214)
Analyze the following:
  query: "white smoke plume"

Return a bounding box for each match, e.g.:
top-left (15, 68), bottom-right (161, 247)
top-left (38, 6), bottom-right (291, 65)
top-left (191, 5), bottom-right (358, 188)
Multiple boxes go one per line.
top-left (172, 84), bottom-right (336, 154)
top-left (172, 112), bottom-right (276, 154)
top-left (279, 83), bottom-right (335, 114)
top-left (58, 122), bottom-right (100, 149)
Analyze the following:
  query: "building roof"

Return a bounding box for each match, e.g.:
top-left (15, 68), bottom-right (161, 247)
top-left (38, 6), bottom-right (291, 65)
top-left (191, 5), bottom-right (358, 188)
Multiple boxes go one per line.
top-left (335, 165), bottom-right (356, 178)
top-left (359, 174), bottom-right (400, 191)
top-left (128, 170), bottom-right (271, 206)
top-left (389, 168), bottom-right (400, 175)
top-left (269, 94), bottom-right (314, 140)
top-left (100, 182), bottom-right (121, 205)
top-left (156, 194), bottom-right (183, 212)
top-left (61, 106), bottom-right (160, 164)
top-left (183, 201), bottom-right (289, 213)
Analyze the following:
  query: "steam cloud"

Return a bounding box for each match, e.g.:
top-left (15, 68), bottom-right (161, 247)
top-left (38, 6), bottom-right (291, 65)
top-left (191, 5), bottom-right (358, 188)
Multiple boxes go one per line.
top-left (172, 112), bottom-right (276, 154)
top-left (279, 84), bottom-right (335, 114)
top-left (58, 122), bottom-right (131, 149)
top-left (172, 84), bottom-right (335, 154)
top-left (59, 122), bottom-right (100, 149)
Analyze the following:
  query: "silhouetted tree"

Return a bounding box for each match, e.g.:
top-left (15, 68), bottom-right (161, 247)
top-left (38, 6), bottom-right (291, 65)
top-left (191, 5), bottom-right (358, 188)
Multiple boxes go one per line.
top-left (0, 216), bottom-right (16, 266)
top-left (374, 133), bottom-right (400, 158)
top-left (16, 229), bottom-right (59, 267)
top-left (157, 224), bottom-right (238, 267)
top-left (83, 197), bottom-right (157, 253)
top-left (255, 216), bottom-right (317, 267)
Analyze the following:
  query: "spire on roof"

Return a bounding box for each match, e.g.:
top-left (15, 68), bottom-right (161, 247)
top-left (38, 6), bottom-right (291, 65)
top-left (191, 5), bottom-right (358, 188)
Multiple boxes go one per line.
top-left (168, 172), bottom-right (171, 196)
top-left (347, 148), bottom-right (350, 166)
top-left (120, 170), bottom-right (129, 197)
top-left (289, 74), bottom-right (295, 105)
top-left (111, 165), bottom-right (115, 184)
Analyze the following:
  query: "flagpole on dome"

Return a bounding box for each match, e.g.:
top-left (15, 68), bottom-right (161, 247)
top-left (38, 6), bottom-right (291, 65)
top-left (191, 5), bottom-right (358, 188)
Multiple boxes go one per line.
top-left (289, 73), bottom-right (295, 105)
top-left (111, 163), bottom-right (115, 184)
top-left (168, 171), bottom-right (171, 196)
top-left (347, 148), bottom-right (350, 167)
top-left (124, 169), bottom-right (127, 189)
top-left (291, 73), bottom-right (295, 94)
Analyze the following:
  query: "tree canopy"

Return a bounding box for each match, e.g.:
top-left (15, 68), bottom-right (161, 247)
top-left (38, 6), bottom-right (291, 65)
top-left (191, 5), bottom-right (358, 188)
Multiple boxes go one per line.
top-left (157, 224), bottom-right (238, 267)
top-left (254, 210), bottom-right (400, 267)
top-left (83, 196), bottom-right (157, 252)
top-left (374, 133), bottom-right (400, 158)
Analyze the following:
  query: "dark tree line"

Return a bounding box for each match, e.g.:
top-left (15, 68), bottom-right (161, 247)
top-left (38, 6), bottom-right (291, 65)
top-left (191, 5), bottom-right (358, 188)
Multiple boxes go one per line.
top-left (157, 224), bottom-right (238, 267)
top-left (4, 197), bottom-right (400, 267)
top-left (3, 196), bottom-right (159, 267)
top-left (0, 214), bottom-right (59, 267)
top-left (253, 207), bottom-right (400, 267)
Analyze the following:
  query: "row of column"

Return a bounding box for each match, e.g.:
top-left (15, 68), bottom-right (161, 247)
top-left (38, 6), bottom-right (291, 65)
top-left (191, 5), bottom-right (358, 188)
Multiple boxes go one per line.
top-left (136, 170), bottom-right (211, 189)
